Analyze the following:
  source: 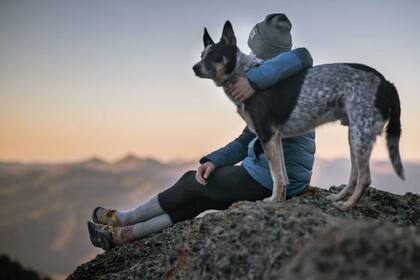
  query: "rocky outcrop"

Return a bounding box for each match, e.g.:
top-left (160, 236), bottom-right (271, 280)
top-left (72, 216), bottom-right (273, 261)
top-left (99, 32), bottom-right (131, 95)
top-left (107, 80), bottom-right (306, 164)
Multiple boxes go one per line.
top-left (278, 222), bottom-right (420, 280)
top-left (68, 186), bottom-right (420, 280)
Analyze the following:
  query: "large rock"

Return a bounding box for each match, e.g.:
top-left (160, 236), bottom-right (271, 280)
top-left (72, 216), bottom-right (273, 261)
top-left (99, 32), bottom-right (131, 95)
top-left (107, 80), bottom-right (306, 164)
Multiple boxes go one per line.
top-left (278, 222), bottom-right (420, 280)
top-left (68, 186), bottom-right (420, 279)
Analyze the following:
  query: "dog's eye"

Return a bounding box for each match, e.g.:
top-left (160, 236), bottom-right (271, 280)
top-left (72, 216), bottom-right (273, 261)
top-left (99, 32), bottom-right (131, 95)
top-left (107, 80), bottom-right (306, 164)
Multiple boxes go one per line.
top-left (200, 51), bottom-right (204, 58)
top-left (212, 54), bottom-right (223, 62)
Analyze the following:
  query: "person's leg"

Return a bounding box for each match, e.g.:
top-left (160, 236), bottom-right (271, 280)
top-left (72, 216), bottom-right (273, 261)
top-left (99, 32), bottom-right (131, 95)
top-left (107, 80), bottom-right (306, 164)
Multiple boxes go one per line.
top-left (115, 195), bottom-right (165, 225)
top-left (92, 196), bottom-right (165, 226)
top-left (157, 170), bottom-right (210, 213)
top-left (112, 213), bottom-right (174, 244)
top-left (115, 168), bottom-right (217, 225)
top-left (88, 214), bottom-right (173, 250)
top-left (160, 165), bottom-right (272, 223)
top-left (118, 165), bottom-right (271, 242)
top-left (166, 197), bottom-right (227, 222)
top-left (92, 170), bottom-right (201, 226)
top-left (89, 166), bottom-right (271, 249)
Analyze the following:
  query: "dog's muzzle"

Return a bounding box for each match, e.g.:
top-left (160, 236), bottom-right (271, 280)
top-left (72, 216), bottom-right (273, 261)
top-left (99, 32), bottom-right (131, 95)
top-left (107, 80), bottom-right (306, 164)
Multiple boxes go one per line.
top-left (192, 63), bottom-right (211, 78)
top-left (192, 64), bottom-right (201, 75)
top-left (192, 63), bottom-right (204, 77)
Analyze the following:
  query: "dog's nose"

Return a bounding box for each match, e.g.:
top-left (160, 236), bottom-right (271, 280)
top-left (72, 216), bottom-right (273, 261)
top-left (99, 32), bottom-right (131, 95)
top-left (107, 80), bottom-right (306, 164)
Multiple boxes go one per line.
top-left (192, 64), bottom-right (201, 75)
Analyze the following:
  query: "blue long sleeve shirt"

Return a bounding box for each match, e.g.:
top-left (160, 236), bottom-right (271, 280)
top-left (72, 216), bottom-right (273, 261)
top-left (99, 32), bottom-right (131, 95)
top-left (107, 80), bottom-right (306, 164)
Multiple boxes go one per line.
top-left (200, 48), bottom-right (316, 198)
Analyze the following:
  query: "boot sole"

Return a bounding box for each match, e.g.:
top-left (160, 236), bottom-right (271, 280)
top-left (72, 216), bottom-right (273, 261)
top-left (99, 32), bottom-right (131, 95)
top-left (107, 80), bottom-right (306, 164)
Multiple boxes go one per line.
top-left (87, 221), bottom-right (113, 251)
top-left (91, 207), bottom-right (101, 224)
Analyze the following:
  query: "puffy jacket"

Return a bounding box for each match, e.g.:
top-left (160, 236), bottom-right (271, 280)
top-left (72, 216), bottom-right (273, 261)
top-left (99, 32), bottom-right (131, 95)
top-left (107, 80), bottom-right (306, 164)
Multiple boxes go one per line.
top-left (200, 48), bottom-right (316, 198)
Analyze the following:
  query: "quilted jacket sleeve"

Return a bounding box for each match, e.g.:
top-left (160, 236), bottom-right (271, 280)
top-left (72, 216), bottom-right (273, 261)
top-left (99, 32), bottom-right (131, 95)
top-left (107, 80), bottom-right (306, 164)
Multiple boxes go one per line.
top-left (199, 126), bottom-right (255, 168)
top-left (245, 47), bottom-right (313, 91)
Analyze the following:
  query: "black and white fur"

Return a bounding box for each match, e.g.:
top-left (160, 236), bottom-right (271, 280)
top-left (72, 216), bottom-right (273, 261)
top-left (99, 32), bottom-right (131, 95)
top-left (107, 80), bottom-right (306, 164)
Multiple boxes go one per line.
top-left (193, 21), bottom-right (404, 210)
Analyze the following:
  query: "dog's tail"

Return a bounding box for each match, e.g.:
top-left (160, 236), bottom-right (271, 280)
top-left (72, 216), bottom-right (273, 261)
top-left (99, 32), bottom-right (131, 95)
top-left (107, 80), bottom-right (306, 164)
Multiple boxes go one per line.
top-left (384, 82), bottom-right (405, 180)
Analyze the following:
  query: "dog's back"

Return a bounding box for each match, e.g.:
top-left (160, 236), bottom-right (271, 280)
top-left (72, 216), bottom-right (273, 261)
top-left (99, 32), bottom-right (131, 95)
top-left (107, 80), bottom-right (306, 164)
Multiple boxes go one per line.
top-left (245, 62), bottom-right (404, 180)
top-left (247, 63), bottom-right (384, 136)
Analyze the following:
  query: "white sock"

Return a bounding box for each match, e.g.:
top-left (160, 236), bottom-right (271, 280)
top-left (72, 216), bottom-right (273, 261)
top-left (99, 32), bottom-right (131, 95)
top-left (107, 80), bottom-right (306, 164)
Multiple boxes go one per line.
top-left (132, 213), bottom-right (173, 239)
top-left (116, 195), bottom-right (166, 226)
top-left (114, 214), bottom-right (174, 244)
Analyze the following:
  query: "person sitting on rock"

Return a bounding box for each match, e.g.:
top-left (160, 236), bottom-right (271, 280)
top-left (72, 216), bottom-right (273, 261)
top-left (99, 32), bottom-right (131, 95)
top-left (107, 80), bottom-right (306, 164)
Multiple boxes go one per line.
top-left (88, 13), bottom-right (316, 251)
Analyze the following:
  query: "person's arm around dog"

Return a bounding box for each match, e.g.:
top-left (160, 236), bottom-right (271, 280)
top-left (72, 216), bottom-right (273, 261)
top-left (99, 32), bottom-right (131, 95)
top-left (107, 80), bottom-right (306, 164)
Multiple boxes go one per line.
top-left (229, 48), bottom-right (313, 102)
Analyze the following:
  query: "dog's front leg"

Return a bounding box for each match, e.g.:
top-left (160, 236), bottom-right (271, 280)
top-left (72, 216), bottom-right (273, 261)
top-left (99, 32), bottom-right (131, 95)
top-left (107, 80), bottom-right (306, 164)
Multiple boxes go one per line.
top-left (262, 131), bottom-right (289, 202)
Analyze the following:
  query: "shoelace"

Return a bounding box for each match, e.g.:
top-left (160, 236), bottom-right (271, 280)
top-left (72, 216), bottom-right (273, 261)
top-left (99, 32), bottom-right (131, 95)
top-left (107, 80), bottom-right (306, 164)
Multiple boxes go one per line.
top-left (100, 209), bottom-right (120, 227)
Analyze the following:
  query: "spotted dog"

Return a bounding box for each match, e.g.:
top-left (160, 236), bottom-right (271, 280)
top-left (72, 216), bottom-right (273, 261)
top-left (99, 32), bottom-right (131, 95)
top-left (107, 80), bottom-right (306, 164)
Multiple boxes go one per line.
top-left (192, 21), bottom-right (404, 210)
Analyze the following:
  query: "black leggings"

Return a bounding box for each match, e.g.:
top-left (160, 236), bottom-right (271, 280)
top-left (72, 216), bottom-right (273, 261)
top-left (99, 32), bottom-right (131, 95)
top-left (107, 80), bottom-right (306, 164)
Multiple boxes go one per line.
top-left (158, 165), bottom-right (272, 223)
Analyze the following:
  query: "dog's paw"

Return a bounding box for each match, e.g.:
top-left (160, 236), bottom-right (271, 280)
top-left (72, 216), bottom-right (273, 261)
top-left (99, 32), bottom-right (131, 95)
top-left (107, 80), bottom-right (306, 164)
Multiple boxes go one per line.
top-left (263, 195), bottom-right (284, 203)
top-left (263, 197), bottom-right (274, 203)
top-left (263, 196), bottom-right (274, 202)
top-left (326, 194), bottom-right (341, 202)
top-left (333, 201), bottom-right (353, 211)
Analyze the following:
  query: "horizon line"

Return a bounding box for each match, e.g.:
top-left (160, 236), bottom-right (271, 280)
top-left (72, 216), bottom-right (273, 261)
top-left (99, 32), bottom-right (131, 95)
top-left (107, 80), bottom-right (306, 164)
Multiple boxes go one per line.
top-left (1, 153), bottom-right (420, 166)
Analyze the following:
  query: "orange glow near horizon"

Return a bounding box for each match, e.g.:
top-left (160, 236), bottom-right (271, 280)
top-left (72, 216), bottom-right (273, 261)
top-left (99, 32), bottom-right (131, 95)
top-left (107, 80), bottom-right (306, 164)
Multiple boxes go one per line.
top-left (1, 105), bottom-right (419, 164)
top-left (1, 1), bottom-right (419, 164)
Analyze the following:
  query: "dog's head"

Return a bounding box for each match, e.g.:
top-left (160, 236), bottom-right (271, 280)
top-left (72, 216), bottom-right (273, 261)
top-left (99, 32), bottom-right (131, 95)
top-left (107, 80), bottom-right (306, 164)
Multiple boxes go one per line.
top-left (192, 21), bottom-right (238, 86)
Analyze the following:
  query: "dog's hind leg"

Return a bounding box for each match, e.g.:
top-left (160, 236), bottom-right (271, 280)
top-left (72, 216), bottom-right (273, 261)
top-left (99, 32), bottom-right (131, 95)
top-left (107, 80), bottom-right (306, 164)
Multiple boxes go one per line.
top-left (261, 130), bottom-right (289, 202)
top-left (334, 129), bottom-right (375, 211)
top-left (327, 128), bottom-right (357, 202)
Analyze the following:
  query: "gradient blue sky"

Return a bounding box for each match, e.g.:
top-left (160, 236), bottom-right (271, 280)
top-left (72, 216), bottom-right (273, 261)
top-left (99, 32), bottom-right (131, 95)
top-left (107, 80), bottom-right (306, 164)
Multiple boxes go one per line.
top-left (0, 0), bottom-right (419, 163)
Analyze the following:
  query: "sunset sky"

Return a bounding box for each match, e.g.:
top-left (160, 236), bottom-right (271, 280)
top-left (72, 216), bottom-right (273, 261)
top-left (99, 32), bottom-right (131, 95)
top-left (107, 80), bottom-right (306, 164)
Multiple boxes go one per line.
top-left (1, 0), bottom-right (419, 163)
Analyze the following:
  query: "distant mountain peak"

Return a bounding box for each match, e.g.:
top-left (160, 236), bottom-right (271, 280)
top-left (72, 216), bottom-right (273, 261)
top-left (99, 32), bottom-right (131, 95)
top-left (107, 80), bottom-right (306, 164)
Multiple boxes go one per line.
top-left (80, 156), bottom-right (108, 165)
top-left (114, 153), bottom-right (142, 165)
top-left (114, 153), bottom-right (162, 165)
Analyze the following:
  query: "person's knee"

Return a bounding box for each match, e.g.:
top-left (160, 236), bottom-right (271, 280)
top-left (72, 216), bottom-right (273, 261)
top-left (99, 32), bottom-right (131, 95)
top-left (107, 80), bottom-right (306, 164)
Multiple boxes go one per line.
top-left (180, 170), bottom-right (223, 199)
top-left (180, 170), bottom-right (196, 183)
top-left (177, 170), bottom-right (202, 193)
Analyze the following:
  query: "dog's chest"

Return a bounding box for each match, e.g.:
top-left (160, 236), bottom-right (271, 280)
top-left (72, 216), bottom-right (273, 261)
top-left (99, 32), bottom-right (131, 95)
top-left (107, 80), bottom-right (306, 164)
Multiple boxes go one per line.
top-left (222, 89), bottom-right (257, 133)
top-left (237, 103), bottom-right (256, 133)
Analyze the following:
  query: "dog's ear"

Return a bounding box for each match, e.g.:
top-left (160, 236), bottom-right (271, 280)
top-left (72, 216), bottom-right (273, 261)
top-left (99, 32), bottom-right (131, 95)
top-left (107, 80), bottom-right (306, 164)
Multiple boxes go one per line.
top-left (221, 20), bottom-right (236, 46)
top-left (203, 28), bottom-right (214, 48)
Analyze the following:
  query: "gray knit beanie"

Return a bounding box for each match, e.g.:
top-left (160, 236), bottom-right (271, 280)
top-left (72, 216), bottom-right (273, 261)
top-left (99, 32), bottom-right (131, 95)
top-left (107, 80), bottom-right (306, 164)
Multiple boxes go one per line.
top-left (248, 13), bottom-right (292, 60)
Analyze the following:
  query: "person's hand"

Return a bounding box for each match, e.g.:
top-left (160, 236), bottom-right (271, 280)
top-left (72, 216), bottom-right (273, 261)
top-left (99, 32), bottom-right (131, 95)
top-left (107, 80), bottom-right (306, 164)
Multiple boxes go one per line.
top-left (228, 76), bottom-right (256, 102)
top-left (195, 161), bottom-right (216, 185)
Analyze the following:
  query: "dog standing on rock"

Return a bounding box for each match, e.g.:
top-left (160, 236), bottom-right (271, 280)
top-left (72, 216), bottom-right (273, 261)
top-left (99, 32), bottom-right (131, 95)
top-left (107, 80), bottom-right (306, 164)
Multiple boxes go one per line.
top-left (193, 21), bottom-right (404, 210)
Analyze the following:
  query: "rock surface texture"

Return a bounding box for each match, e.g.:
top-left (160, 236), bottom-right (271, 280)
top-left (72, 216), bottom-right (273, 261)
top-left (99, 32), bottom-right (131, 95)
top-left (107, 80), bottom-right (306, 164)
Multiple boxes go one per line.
top-left (68, 186), bottom-right (420, 280)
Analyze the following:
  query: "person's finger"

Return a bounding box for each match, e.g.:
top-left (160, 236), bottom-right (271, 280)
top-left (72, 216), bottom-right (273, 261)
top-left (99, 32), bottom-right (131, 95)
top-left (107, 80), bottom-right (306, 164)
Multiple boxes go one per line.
top-left (231, 89), bottom-right (241, 99)
top-left (195, 167), bottom-right (206, 185)
top-left (203, 166), bottom-right (213, 179)
top-left (242, 92), bottom-right (252, 101)
top-left (230, 88), bottom-right (237, 96)
top-left (197, 176), bottom-right (206, 185)
top-left (226, 85), bottom-right (232, 94)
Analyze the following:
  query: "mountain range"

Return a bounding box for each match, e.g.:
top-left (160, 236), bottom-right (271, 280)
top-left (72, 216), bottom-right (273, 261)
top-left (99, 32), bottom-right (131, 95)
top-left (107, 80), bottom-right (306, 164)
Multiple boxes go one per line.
top-left (0, 154), bottom-right (195, 279)
top-left (0, 154), bottom-right (418, 278)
